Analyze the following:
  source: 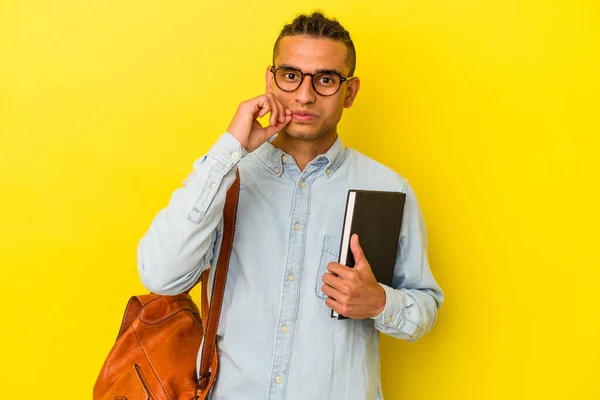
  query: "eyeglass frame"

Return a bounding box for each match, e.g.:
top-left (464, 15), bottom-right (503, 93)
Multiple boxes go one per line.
top-left (269, 65), bottom-right (354, 97)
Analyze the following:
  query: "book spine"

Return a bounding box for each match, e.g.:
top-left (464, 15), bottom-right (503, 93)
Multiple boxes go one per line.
top-left (332, 191), bottom-right (356, 319)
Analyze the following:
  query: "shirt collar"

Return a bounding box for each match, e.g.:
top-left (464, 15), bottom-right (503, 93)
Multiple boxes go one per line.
top-left (253, 133), bottom-right (347, 179)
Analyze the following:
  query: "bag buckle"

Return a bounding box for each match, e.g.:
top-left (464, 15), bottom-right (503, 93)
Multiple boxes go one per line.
top-left (195, 372), bottom-right (211, 398)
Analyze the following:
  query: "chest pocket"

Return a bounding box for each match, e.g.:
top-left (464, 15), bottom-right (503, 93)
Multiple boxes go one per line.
top-left (315, 233), bottom-right (341, 299)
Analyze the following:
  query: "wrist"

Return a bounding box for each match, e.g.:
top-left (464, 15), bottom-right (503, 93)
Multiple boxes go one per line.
top-left (226, 130), bottom-right (248, 150)
top-left (372, 284), bottom-right (386, 317)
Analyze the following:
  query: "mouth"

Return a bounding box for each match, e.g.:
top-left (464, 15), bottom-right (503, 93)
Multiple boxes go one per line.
top-left (291, 110), bottom-right (318, 123)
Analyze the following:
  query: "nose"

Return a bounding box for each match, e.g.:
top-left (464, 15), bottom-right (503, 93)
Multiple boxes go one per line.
top-left (293, 75), bottom-right (317, 105)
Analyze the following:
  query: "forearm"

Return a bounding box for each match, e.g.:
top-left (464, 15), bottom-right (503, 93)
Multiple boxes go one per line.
top-left (370, 181), bottom-right (444, 341)
top-left (137, 132), bottom-right (246, 295)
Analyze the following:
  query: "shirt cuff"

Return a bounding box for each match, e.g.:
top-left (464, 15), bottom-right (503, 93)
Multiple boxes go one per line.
top-left (206, 132), bottom-right (248, 169)
top-left (369, 283), bottom-right (405, 326)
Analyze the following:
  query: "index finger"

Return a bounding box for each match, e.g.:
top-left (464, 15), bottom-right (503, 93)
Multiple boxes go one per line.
top-left (327, 262), bottom-right (353, 279)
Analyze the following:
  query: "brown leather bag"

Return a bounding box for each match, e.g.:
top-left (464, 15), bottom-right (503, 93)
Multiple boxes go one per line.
top-left (94, 172), bottom-right (240, 400)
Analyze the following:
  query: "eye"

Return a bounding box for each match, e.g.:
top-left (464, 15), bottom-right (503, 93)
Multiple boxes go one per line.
top-left (278, 69), bottom-right (301, 82)
top-left (316, 74), bottom-right (337, 87)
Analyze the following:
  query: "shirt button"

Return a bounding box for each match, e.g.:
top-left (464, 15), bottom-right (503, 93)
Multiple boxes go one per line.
top-left (210, 182), bottom-right (217, 189)
top-left (282, 155), bottom-right (289, 162)
top-left (281, 324), bottom-right (288, 333)
top-left (294, 223), bottom-right (301, 231)
top-left (299, 181), bottom-right (306, 188)
top-left (385, 316), bottom-right (392, 324)
top-left (274, 375), bottom-right (282, 383)
top-left (288, 274), bottom-right (295, 282)
top-left (231, 152), bottom-right (240, 159)
top-left (274, 167), bottom-right (281, 174)
top-left (325, 168), bottom-right (331, 175)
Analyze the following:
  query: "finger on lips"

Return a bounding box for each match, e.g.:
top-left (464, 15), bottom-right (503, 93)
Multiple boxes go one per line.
top-left (258, 94), bottom-right (292, 128)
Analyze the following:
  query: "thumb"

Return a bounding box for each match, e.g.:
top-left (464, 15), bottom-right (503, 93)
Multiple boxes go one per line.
top-left (350, 234), bottom-right (368, 268)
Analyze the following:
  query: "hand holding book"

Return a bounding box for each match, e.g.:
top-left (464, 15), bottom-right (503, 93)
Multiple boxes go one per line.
top-left (321, 233), bottom-right (387, 319)
top-left (324, 189), bottom-right (406, 319)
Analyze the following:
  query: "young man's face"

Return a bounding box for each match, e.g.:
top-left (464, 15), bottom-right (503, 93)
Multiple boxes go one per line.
top-left (266, 35), bottom-right (360, 141)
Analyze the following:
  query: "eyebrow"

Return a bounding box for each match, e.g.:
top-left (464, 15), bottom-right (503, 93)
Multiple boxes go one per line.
top-left (277, 64), bottom-right (344, 76)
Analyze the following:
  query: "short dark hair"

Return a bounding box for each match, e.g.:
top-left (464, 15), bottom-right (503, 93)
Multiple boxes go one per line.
top-left (273, 11), bottom-right (356, 76)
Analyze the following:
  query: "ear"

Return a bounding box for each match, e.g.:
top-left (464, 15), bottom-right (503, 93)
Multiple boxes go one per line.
top-left (343, 76), bottom-right (361, 108)
top-left (265, 66), bottom-right (274, 94)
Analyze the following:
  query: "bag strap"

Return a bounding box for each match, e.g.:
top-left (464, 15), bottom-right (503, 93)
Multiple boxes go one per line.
top-left (197, 169), bottom-right (240, 390)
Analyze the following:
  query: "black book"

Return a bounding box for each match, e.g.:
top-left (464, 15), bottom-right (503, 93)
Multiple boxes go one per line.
top-left (332, 190), bottom-right (406, 319)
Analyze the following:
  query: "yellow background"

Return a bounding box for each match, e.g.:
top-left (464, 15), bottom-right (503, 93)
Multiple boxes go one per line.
top-left (1, 0), bottom-right (599, 398)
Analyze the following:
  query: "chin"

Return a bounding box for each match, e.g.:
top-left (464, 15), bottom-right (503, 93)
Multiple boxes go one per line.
top-left (282, 124), bottom-right (329, 141)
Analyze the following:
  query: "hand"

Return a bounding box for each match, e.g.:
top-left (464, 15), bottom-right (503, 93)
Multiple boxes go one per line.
top-left (227, 94), bottom-right (292, 153)
top-left (321, 234), bottom-right (386, 319)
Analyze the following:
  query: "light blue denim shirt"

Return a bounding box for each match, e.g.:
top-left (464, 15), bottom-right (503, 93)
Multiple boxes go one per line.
top-left (137, 132), bottom-right (444, 400)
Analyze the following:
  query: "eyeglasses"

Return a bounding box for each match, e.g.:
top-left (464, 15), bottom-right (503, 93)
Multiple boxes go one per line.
top-left (270, 66), bottom-right (353, 97)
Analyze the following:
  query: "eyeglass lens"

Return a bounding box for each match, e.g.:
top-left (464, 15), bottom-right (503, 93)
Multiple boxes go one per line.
top-left (274, 67), bottom-right (342, 96)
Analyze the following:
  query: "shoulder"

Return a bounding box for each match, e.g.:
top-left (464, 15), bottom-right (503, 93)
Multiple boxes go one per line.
top-left (345, 147), bottom-right (409, 193)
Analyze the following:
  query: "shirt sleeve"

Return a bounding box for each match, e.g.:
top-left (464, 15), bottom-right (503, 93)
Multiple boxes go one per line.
top-left (369, 181), bottom-right (444, 342)
top-left (137, 132), bottom-right (247, 295)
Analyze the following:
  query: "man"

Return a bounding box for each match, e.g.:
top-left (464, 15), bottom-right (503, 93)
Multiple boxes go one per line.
top-left (138, 11), bottom-right (443, 400)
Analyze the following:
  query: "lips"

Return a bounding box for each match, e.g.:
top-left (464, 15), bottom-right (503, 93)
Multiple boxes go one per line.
top-left (291, 110), bottom-right (318, 123)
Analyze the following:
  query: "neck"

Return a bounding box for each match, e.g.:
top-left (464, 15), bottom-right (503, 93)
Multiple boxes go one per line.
top-left (271, 130), bottom-right (337, 171)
